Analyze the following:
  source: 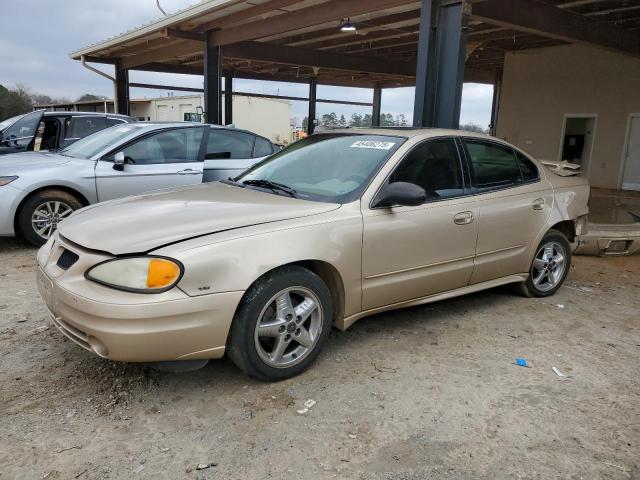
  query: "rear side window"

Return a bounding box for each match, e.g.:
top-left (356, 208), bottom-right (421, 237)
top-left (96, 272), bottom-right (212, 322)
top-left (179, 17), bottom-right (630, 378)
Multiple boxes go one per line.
top-left (206, 129), bottom-right (255, 159)
top-left (516, 151), bottom-right (540, 182)
top-left (390, 138), bottom-right (464, 201)
top-left (465, 140), bottom-right (522, 190)
top-left (253, 136), bottom-right (274, 157)
top-left (66, 116), bottom-right (107, 140)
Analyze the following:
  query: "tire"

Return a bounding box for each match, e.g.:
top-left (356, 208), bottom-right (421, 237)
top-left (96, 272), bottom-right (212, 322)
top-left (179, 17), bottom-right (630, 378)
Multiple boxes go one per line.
top-left (227, 266), bottom-right (333, 381)
top-left (17, 190), bottom-right (82, 247)
top-left (519, 229), bottom-right (571, 297)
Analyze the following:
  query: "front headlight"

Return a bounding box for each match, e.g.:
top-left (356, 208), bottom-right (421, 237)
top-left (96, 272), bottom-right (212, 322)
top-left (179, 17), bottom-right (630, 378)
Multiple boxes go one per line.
top-left (0, 176), bottom-right (18, 187)
top-left (85, 256), bottom-right (183, 293)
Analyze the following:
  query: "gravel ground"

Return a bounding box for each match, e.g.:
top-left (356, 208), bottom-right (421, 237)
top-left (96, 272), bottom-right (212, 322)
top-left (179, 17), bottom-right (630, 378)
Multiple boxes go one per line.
top-left (0, 237), bottom-right (638, 480)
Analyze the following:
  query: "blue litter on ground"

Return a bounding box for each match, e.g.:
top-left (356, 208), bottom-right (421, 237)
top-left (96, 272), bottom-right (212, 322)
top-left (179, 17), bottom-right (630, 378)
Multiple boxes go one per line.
top-left (516, 358), bottom-right (528, 367)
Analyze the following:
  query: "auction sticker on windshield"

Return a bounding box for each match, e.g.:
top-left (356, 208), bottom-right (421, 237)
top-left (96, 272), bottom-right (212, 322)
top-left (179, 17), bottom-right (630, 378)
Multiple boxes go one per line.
top-left (349, 140), bottom-right (396, 150)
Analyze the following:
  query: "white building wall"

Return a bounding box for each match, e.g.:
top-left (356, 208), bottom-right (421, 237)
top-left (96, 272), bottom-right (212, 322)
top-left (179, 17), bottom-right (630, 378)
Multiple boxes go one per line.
top-left (130, 94), bottom-right (292, 144)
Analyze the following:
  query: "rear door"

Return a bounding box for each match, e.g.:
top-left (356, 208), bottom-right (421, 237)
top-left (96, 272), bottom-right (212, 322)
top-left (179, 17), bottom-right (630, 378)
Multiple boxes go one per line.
top-left (0, 110), bottom-right (45, 154)
top-left (61, 115), bottom-right (108, 148)
top-left (203, 128), bottom-right (259, 181)
top-left (94, 127), bottom-right (206, 201)
top-left (461, 138), bottom-right (553, 284)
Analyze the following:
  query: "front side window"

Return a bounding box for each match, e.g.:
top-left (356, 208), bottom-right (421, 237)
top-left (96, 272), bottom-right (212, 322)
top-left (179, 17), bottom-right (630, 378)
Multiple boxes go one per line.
top-left (237, 134), bottom-right (406, 203)
top-left (206, 129), bottom-right (255, 159)
top-left (389, 138), bottom-right (464, 201)
top-left (60, 124), bottom-right (144, 159)
top-left (465, 140), bottom-right (522, 190)
top-left (114, 128), bottom-right (204, 165)
top-left (2, 111), bottom-right (42, 145)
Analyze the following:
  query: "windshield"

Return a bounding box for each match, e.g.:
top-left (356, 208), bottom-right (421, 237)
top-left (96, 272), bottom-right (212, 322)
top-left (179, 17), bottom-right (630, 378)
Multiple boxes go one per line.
top-left (236, 134), bottom-right (405, 203)
top-left (59, 124), bottom-right (145, 159)
top-left (0, 114), bottom-right (26, 131)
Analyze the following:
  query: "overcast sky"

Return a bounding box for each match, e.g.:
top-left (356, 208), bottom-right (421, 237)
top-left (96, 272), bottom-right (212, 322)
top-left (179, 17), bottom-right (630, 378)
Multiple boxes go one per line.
top-left (0, 0), bottom-right (494, 127)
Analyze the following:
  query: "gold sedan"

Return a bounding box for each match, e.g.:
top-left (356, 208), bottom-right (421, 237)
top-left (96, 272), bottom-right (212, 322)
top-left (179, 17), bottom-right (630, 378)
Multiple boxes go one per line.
top-left (36, 129), bottom-right (589, 381)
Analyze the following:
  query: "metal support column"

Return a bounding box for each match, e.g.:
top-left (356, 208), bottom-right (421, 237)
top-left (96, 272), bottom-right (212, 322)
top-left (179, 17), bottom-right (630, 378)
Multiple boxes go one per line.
top-left (372, 87), bottom-right (382, 127)
top-left (308, 77), bottom-right (317, 135)
top-left (115, 60), bottom-right (130, 116)
top-left (489, 68), bottom-right (502, 136)
top-left (413, 0), bottom-right (468, 129)
top-left (204, 31), bottom-right (222, 125)
top-left (224, 74), bottom-right (233, 125)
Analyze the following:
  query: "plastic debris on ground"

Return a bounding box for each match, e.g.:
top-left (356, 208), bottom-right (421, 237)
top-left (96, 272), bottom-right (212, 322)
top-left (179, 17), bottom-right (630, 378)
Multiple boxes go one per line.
top-left (297, 399), bottom-right (317, 414)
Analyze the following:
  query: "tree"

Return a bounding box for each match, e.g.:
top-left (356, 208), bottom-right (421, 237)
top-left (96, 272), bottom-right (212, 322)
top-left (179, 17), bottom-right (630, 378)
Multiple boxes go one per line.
top-left (77, 93), bottom-right (105, 102)
top-left (302, 116), bottom-right (309, 130)
top-left (460, 123), bottom-right (488, 134)
top-left (349, 113), bottom-right (363, 127)
top-left (0, 84), bottom-right (33, 121)
top-left (320, 112), bottom-right (338, 127)
top-left (339, 114), bottom-right (347, 127)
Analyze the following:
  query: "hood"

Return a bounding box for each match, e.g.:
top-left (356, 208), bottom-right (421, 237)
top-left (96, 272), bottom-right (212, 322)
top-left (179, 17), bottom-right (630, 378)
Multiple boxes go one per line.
top-left (0, 151), bottom-right (71, 175)
top-left (58, 182), bottom-right (340, 254)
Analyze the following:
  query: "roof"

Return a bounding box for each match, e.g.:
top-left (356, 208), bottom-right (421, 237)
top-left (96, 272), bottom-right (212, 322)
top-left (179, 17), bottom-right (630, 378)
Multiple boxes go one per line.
top-left (70, 0), bottom-right (640, 88)
top-left (313, 127), bottom-right (494, 140)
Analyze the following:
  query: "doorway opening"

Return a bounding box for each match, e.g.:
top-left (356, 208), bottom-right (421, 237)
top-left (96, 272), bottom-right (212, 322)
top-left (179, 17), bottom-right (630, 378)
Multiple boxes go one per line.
top-left (621, 114), bottom-right (640, 191)
top-left (558, 115), bottom-right (597, 176)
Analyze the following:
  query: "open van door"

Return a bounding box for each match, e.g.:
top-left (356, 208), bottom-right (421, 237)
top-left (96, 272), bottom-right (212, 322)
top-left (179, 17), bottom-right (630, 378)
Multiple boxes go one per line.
top-left (0, 110), bottom-right (45, 155)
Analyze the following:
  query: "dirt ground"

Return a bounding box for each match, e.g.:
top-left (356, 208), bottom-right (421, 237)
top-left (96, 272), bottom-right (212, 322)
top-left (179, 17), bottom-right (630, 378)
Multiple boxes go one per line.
top-left (0, 238), bottom-right (638, 480)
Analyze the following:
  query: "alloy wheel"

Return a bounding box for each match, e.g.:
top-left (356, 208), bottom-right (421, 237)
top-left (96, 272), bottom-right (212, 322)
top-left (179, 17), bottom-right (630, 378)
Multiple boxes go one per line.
top-left (254, 287), bottom-right (323, 368)
top-left (31, 201), bottom-right (73, 240)
top-left (531, 241), bottom-right (567, 292)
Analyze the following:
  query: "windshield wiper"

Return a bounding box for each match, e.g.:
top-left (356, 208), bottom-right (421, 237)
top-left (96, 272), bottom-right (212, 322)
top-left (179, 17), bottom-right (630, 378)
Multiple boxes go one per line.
top-left (242, 179), bottom-right (297, 197)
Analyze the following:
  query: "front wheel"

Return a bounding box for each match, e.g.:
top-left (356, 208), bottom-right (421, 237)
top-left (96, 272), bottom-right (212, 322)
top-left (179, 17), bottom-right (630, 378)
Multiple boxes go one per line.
top-left (17, 190), bottom-right (82, 246)
top-left (519, 229), bottom-right (571, 297)
top-left (227, 266), bottom-right (333, 381)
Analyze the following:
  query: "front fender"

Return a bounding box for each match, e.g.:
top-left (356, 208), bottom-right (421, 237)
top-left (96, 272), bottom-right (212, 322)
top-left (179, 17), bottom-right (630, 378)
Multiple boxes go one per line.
top-left (155, 203), bottom-right (364, 321)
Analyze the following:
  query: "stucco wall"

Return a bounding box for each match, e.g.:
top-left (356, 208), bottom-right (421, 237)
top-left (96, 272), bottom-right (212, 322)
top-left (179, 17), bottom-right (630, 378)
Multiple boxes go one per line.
top-left (130, 94), bottom-right (291, 144)
top-left (496, 43), bottom-right (640, 189)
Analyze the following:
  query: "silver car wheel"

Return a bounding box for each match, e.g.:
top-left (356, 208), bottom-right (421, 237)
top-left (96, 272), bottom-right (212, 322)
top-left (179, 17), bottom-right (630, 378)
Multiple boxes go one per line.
top-left (254, 286), bottom-right (323, 368)
top-left (31, 201), bottom-right (73, 240)
top-left (531, 241), bottom-right (567, 292)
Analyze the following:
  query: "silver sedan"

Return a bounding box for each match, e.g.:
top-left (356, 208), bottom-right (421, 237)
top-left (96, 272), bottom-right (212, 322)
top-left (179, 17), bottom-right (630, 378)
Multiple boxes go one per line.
top-left (0, 122), bottom-right (275, 245)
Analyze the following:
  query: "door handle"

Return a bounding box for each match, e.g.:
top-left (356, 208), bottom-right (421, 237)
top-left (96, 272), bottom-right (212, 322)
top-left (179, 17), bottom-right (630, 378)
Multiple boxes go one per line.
top-left (176, 169), bottom-right (202, 175)
top-left (453, 211), bottom-right (474, 225)
top-left (532, 198), bottom-right (545, 210)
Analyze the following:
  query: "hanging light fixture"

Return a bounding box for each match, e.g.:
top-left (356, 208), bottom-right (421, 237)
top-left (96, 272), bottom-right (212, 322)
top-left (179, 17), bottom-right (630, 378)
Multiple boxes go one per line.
top-left (339, 18), bottom-right (357, 32)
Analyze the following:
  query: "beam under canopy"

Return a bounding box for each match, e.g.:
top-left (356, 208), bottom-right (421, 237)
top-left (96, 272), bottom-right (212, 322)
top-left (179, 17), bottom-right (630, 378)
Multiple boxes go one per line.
top-left (222, 41), bottom-right (415, 77)
top-left (204, 32), bottom-right (222, 124)
top-left (471, 0), bottom-right (640, 57)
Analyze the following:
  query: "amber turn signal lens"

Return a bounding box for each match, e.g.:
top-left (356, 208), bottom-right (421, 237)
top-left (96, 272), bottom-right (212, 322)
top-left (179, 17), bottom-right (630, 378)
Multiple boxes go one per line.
top-left (147, 258), bottom-right (181, 288)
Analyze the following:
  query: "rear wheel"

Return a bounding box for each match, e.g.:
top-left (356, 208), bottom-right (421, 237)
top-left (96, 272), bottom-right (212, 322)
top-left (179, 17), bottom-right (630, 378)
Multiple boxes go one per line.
top-left (519, 229), bottom-right (571, 297)
top-left (17, 190), bottom-right (82, 246)
top-left (227, 266), bottom-right (333, 381)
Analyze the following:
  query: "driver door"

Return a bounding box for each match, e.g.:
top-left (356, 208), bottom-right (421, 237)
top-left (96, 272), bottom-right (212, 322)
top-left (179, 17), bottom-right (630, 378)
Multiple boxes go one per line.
top-left (361, 138), bottom-right (479, 310)
top-left (0, 110), bottom-right (44, 155)
top-left (94, 127), bottom-right (205, 202)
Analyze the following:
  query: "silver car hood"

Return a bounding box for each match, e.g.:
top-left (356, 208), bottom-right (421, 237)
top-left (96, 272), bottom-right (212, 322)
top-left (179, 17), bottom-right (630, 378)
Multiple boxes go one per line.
top-left (0, 151), bottom-right (71, 175)
top-left (58, 182), bottom-right (340, 255)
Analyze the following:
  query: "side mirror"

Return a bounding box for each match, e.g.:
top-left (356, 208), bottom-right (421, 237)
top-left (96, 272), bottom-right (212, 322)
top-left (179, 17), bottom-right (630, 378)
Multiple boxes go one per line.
top-left (113, 152), bottom-right (125, 171)
top-left (373, 182), bottom-right (427, 208)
